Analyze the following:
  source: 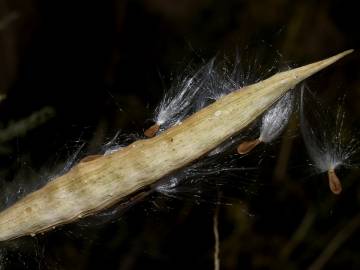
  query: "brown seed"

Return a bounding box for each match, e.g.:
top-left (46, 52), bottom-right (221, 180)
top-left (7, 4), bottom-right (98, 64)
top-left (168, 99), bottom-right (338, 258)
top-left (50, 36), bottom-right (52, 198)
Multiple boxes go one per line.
top-left (80, 155), bottom-right (103, 163)
top-left (328, 169), bottom-right (342, 195)
top-left (144, 123), bottom-right (160, 138)
top-left (237, 138), bottom-right (261, 154)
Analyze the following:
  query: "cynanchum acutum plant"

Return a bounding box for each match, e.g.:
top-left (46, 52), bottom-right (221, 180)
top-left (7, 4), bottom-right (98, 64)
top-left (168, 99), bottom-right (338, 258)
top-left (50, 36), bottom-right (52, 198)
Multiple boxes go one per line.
top-left (0, 50), bottom-right (353, 241)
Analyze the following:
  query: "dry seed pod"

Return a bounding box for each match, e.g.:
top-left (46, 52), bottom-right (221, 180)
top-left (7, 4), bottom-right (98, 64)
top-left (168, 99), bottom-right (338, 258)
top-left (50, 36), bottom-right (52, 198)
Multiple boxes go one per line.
top-left (0, 50), bottom-right (353, 241)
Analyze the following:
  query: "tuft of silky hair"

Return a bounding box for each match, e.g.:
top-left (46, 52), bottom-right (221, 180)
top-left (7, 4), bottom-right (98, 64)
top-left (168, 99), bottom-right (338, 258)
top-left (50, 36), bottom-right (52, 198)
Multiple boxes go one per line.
top-left (300, 86), bottom-right (359, 194)
top-left (154, 62), bottom-right (214, 132)
top-left (259, 91), bottom-right (295, 143)
top-left (149, 49), bottom-right (283, 137)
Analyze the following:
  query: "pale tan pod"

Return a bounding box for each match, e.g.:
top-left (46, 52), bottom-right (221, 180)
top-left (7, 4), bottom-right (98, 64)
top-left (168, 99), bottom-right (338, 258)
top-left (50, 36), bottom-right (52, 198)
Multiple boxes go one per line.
top-left (0, 50), bottom-right (353, 241)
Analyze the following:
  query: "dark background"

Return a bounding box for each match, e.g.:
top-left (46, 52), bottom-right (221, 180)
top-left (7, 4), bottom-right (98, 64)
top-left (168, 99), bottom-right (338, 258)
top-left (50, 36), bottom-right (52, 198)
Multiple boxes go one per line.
top-left (0, 0), bottom-right (359, 269)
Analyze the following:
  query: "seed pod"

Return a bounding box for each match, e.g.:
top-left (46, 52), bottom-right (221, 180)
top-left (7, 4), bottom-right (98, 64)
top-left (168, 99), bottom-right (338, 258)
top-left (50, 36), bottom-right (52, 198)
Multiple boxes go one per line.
top-left (0, 50), bottom-right (352, 241)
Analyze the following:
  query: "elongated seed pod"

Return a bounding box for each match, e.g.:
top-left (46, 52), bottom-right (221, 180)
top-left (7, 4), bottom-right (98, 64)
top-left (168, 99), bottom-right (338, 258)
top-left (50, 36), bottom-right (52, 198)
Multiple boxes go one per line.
top-left (0, 50), bottom-right (353, 241)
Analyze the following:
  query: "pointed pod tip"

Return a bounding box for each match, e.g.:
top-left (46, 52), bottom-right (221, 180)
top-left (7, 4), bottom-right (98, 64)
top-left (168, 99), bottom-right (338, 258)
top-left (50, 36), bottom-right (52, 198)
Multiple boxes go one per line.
top-left (318, 49), bottom-right (354, 66)
top-left (328, 49), bottom-right (354, 62)
top-left (275, 49), bottom-right (354, 90)
top-left (342, 49), bottom-right (354, 55)
top-left (316, 49), bottom-right (353, 66)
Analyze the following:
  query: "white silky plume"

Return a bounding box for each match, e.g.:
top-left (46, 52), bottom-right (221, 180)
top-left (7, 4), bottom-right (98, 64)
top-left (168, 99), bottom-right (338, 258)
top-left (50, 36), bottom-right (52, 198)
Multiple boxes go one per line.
top-left (154, 153), bottom-right (257, 198)
top-left (194, 59), bottom-right (242, 110)
top-left (153, 51), bottom-right (283, 195)
top-left (103, 132), bottom-right (141, 155)
top-left (154, 49), bottom-right (281, 134)
top-left (154, 61), bottom-right (215, 132)
top-left (195, 52), bottom-right (280, 111)
top-left (300, 87), bottom-right (358, 173)
top-left (259, 91), bottom-right (295, 143)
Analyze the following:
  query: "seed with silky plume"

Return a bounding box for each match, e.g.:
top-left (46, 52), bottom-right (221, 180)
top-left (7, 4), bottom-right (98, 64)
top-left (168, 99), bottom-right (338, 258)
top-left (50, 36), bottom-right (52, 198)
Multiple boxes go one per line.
top-left (237, 90), bottom-right (295, 154)
top-left (144, 62), bottom-right (215, 137)
top-left (300, 86), bottom-right (358, 195)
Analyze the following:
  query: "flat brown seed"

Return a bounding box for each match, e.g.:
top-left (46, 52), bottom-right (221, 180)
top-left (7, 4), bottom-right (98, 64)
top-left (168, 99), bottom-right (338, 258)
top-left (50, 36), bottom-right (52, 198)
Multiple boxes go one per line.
top-left (328, 169), bottom-right (342, 195)
top-left (80, 155), bottom-right (103, 163)
top-left (237, 139), bottom-right (261, 154)
top-left (144, 123), bottom-right (160, 138)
